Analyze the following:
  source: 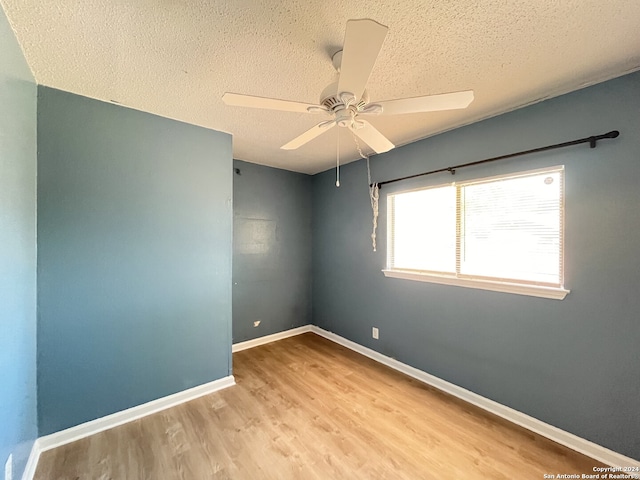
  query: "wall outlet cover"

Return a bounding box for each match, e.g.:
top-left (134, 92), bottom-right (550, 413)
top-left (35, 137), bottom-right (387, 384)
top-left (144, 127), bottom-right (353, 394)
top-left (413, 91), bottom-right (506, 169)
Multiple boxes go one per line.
top-left (253, 320), bottom-right (261, 327)
top-left (372, 327), bottom-right (379, 340)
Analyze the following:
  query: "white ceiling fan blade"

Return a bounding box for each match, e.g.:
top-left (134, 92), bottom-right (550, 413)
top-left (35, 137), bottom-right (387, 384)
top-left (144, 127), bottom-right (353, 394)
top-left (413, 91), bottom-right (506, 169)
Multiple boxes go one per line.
top-left (353, 120), bottom-right (394, 154)
top-left (222, 92), bottom-right (324, 114)
top-left (373, 90), bottom-right (475, 116)
top-left (337, 19), bottom-right (388, 101)
top-left (281, 122), bottom-right (336, 150)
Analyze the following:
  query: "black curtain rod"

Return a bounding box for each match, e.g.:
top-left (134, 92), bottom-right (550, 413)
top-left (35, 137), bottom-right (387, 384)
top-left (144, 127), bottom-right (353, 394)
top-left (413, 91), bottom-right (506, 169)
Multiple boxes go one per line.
top-left (374, 130), bottom-right (620, 189)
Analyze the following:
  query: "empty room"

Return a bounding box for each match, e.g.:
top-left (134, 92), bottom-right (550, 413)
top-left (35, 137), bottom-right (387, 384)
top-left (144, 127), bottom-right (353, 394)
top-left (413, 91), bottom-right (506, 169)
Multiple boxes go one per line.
top-left (1, 1), bottom-right (639, 479)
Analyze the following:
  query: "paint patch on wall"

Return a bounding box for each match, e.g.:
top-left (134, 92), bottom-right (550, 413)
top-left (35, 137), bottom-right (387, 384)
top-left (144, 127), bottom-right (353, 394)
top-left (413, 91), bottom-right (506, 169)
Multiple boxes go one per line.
top-left (236, 218), bottom-right (276, 255)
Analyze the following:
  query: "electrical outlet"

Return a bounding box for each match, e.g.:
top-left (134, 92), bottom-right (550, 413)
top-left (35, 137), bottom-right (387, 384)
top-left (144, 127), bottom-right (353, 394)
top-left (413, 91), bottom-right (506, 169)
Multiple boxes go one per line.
top-left (372, 327), bottom-right (379, 340)
top-left (253, 320), bottom-right (261, 327)
top-left (5, 453), bottom-right (12, 480)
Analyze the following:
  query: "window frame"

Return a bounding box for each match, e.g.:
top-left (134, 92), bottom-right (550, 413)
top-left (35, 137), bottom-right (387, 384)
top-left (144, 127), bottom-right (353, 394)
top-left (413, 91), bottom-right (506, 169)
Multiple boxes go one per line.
top-left (383, 166), bottom-right (570, 300)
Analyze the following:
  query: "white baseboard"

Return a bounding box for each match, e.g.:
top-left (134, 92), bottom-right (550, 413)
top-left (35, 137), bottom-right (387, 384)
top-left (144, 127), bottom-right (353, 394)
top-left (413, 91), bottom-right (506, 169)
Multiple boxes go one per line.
top-left (36, 375), bottom-right (235, 456)
top-left (23, 326), bottom-right (639, 479)
top-left (311, 326), bottom-right (640, 469)
top-left (232, 325), bottom-right (312, 352)
top-left (21, 439), bottom-right (41, 480)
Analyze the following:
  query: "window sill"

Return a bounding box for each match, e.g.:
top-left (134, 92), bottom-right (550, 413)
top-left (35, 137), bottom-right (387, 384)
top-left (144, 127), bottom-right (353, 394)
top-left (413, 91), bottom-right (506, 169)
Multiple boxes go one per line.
top-left (382, 269), bottom-right (570, 300)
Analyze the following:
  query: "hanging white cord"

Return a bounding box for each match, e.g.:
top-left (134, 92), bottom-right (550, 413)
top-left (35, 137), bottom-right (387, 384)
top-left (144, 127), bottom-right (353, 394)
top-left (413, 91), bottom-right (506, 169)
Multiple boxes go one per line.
top-left (335, 130), bottom-right (340, 187)
top-left (351, 130), bottom-right (379, 251)
top-left (368, 161), bottom-right (379, 252)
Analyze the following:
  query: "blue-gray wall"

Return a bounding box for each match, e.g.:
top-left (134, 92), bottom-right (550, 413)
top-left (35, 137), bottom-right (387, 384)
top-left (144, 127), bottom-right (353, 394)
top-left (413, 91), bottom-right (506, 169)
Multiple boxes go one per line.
top-left (0, 7), bottom-right (38, 478)
top-left (233, 160), bottom-right (312, 342)
top-left (37, 87), bottom-right (233, 435)
top-left (312, 72), bottom-right (640, 460)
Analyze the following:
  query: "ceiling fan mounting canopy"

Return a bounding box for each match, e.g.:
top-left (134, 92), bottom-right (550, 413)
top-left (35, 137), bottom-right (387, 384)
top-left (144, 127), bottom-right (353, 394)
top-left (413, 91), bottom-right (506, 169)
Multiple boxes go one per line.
top-left (331, 50), bottom-right (343, 72)
top-left (222, 18), bottom-right (474, 155)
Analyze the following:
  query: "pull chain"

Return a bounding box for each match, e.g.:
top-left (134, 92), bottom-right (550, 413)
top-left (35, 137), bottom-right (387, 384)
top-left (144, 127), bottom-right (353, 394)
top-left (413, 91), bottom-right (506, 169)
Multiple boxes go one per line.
top-left (336, 130), bottom-right (340, 187)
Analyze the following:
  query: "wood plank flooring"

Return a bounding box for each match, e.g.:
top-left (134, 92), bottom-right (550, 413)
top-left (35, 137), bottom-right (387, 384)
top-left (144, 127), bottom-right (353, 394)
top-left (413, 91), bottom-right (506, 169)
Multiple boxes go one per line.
top-left (35, 333), bottom-right (605, 479)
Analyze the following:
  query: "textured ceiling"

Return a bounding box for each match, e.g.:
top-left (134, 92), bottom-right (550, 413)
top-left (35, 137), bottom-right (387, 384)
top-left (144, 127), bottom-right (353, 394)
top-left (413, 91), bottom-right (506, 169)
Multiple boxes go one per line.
top-left (2, 0), bottom-right (639, 174)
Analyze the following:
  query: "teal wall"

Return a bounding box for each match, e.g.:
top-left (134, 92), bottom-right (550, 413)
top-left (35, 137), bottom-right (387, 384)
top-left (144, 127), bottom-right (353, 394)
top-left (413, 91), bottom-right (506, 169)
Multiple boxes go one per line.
top-left (2, 1), bottom-right (636, 464)
top-left (37, 87), bottom-right (233, 435)
top-left (233, 160), bottom-right (312, 342)
top-left (0, 7), bottom-right (38, 478)
top-left (312, 72), bottom-right (640, 460)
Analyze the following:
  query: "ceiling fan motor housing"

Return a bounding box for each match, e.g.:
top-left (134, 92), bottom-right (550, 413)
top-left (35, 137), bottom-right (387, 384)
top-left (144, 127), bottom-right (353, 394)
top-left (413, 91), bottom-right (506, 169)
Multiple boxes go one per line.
top-left (320, 81), bottom-right (369, 114)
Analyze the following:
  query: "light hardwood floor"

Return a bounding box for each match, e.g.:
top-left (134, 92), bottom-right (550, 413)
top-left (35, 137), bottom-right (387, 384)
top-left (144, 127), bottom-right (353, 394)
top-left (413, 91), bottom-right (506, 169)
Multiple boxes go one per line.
top-left (35, 333), bottom-right (605, 479)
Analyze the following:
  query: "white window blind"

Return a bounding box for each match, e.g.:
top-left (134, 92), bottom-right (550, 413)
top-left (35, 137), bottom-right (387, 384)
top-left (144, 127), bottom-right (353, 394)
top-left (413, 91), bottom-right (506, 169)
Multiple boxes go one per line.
top-left (388, 185), bottom-right (456, 273)
top-left (386, 166), bottom-right (565, 293)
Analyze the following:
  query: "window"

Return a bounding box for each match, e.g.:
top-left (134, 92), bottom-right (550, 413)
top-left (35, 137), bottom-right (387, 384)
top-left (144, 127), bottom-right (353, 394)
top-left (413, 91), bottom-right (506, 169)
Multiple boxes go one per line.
top-left (384, 166), bottom-right (569, 299)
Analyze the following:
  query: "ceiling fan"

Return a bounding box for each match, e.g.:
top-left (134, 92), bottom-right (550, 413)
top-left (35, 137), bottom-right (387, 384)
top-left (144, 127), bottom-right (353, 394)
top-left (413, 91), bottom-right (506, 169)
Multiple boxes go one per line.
top-left (222, 19), bottom-right (474, 154)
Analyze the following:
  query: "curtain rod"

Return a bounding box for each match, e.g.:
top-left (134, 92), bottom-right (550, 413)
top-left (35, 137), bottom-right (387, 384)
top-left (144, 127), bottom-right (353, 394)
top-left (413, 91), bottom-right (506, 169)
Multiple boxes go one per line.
top-left (374, 130), bottom-right (620, 189)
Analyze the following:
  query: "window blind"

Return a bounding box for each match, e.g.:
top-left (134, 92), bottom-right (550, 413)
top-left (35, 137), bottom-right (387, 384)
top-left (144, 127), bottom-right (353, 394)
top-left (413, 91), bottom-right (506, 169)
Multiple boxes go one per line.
top-left (387, 166), bottom-right (564, 288)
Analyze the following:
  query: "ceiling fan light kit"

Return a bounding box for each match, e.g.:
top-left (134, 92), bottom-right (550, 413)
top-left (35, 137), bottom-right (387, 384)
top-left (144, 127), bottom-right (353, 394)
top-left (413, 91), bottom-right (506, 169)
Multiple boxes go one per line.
top-left (222, 18), bottom-right (475, 156)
